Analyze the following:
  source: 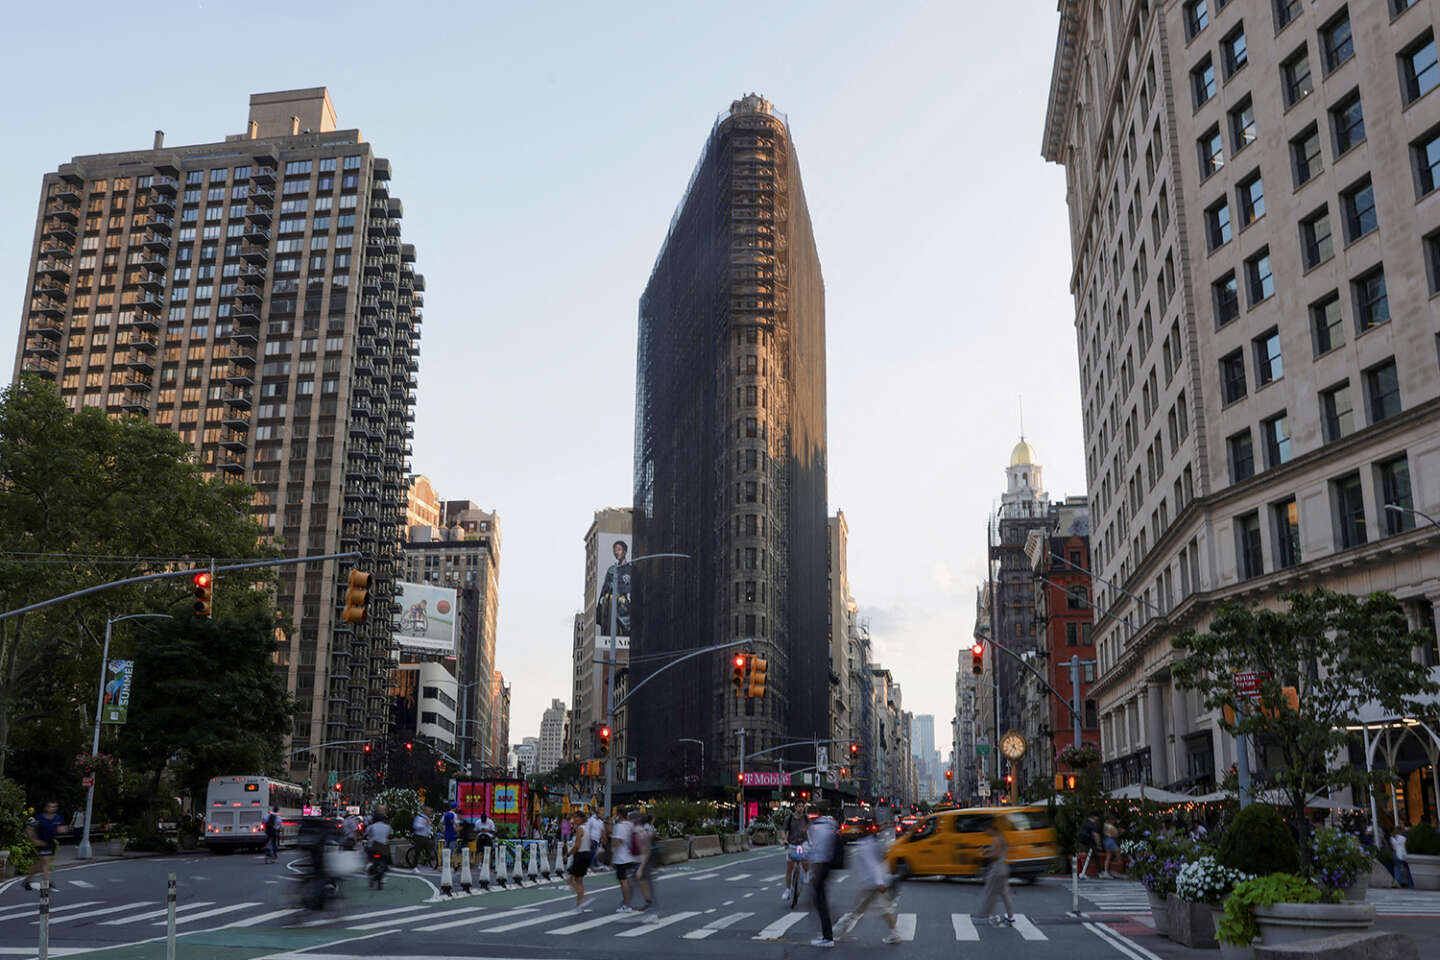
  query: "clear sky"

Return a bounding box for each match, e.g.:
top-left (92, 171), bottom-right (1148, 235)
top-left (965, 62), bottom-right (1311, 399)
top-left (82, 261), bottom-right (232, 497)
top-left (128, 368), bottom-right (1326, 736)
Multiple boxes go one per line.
top-left (0, 1), bottom-right (1081, 749)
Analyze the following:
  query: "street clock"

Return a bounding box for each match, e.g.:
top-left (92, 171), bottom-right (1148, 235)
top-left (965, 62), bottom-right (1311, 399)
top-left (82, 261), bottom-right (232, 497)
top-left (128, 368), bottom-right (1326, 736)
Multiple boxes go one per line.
top-left (999, 729), bottom-right (1027, 761)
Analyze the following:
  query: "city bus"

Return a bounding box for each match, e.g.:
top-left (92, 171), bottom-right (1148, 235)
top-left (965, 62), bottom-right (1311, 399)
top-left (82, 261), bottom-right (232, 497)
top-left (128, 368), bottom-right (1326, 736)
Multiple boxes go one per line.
top-left (204, 775), bottom-right (304, 853)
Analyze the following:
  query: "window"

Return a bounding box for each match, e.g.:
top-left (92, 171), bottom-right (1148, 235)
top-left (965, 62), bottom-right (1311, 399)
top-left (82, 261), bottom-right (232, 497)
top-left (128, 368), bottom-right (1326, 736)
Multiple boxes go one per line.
top-left (1221, 349), bottom-right (1247, 403)
top-left (1229, 429), bottom-right (1256, 482)
top-left (1066, 622), bottom-right (1078, 646)
top-left (1353, 267), bottom-right (1389, 332)
top-left (1283, 48), bottom-right (1314, 106)
top-left (1402, 33), bottom-right (1440, 103)
top-left (1378, 456), bottom-right (1414, 535)
top-left (1192, 56), bottom-right (1218, 106)
top-left (1224, 25), bottom-right (1249, 76)
top-left (1229, 99), bottom-right (1257, 151)
top-left (1199, 127), bottom-right (1225, 177)
top-left (1300, 208), bottom-right (1334, 268)
top-left (1214, 272), bottom-right (1240, 327)
top-left (1320, 11), bottom-right (1354, 72)
top-left (1393, 0), bottom-right (1418, 14)
top-left (1238, 173), bottom-right (1264, 225)
top-left (1245, 249), bottom-right (1273, 304)
top-left (1275, 0), bottom-right (1301, 30)
top-left (1185, 0), bottom-right (1209, 38)
top-left (1321, 381), bottom-right (1355, 442)
top-left (1205, 199), bottom-right (1232, 249)
top-left (1262, 412), bottom-right (1291, 467)
top-left (1311, 292), bottom-right (1343, 354)
top-left (1425, 231), bottom-right (1440, 294)
top-left (1341, 178), bottom-right (1377, 241)
top-left (1254, 329), bottom-right (1283, 384)
top-left (1236, 512), bottom-right (1264, 579)
top-left (1365, 359), bottom-right (1401, 423)
top-left (1331, 92), bottom-right (1365, 153)
top-left (1415, 128), bottom-right (1440, 195)
top-left (1333, 471), bottom-right (1367, 548)
top-left (1272, 498), bottom-right (1301, 569)
top-left (1293, 125), bottom-right (1323, 186)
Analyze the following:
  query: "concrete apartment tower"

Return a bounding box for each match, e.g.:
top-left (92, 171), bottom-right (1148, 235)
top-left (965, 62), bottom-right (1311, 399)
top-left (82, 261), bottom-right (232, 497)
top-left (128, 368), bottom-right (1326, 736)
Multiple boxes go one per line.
top-left (1044, 2), bottom-right (1440, 793)
top-left (14, 88), bottom-right (422, 784)
top-left (632, 94), bottom-right (828, 784)
top-left (537, 698), bottom-right (567, 775)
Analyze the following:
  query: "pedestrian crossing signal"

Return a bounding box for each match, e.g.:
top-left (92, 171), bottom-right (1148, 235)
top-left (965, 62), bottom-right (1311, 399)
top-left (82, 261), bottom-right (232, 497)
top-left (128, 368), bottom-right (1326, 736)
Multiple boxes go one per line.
top-left (193, 572), bottom-right (213, 617)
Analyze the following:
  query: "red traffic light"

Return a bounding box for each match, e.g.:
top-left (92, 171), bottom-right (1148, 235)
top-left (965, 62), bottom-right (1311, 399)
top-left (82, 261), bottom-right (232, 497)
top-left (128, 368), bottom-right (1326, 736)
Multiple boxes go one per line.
top-left (801, 791), bottom-right (810, 800)
top-left (849, 743), bottom-right (859, 756)
top-left (436, 760), bottom-right (445, 770)
top-left (1005, 773), bottom-right (1014, 785)
top-left (404, 741), bottom-right (413, 751)
top-left (736, 773), bottom-right (744, 783)
top-left (734, 656), bottom-right (745, 668)
top-left (363, 743), bottom-right (372, 754)
top-left (598, 725), bottom-right (611, 741)
top-left (193, 572), bottom-right (212, 588)
top-left (333, 781), bottom-right (342, 791)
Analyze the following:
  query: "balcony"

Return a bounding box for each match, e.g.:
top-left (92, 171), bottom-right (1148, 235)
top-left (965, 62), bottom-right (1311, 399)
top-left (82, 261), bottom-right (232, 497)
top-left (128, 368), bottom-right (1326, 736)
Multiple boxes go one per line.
top-left (24, 336), bottom-right (59, 357)
top-left (41, 218), bottom-right (77, 241)
top-left (219, 429), bottom-right (249, 451)
top-left (131, 313), bottom-right (160, 331)
top-left (221, 387), bottom-right (253, 408)
top-left (52, 182), bottom-right (81, 203)
top-left (135, 250), bottom-right (166, 272)
top-left (117, 394), bottom-right (149, 414)
top-left (359, 297), bottom-right (380, 315)
top-left (370, 180), bottom-right (389, 200)
top-left (128, 335), bottom-right (158, 352)
top-left (45, 200), bottom-right (79, 223)
top-left (244, 202), bottom-right (272, 225)
top-left (238, 265), bottom-right (267, 287)
top-left (136, 271), bottom-right (165, 291)
top-left (140, 231), bottom-right (170, 252)
top-left (252, 147), bottom-right (279, 173)
top-left (119, 351), bottom-right (154, 372)
top-left (243, 223), bottom-right (270, 246)
top-left (134, 292), bottom-right (164, 314)
top-left (29, 296), bottom-right (65, 319)
top-left (39, 237), bottom-right (74, 259)
top-left (369, 202), bottom-right (388, 220)
top-left (230, 303), bottom-right (260, 324)
top-left (151, 175), bottom-right (178, 195)
top-left (384, 219), bottom-right (401, 237)
top-left (144, 212), bottom-right (174, 233)
top-left (225, 363), bottom-right (254, 386)
top-left (221, 407), bottom-right (251, 429)
top-left (34, 277), bottom-right (69, 300)
top-left (218, 450), bottom-right (246, 474)
top-left (248, 185), bottom-right (275, 206)
top-left (234, 283), bottom-right (263, 305)
top-left (147, 192), bottom-right (175, 214)
top-left (115, 370), bottom-right (152, 392)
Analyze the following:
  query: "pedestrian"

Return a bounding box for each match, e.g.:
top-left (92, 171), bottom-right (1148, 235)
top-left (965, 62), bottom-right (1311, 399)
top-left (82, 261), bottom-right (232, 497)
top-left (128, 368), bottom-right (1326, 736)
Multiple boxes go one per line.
top-left (1189, 819), bottom-right (1208, 843)
top-left (585, 808), bottom-right (608, 871)
top-left (1100, 818), bottom-right (1122, 878)
top-left (634, 812), bottom-right (658, 917)
top-left (783, 802), bottom-right (810, 901)
top-left (262, 805), bottom-right (282, 863)
top-left (565, 810), bottom-right (591, 912)
top-left (835, 829), bottom-right (901, 944)
top-left (806, 804), bottom-right (839, 948)
top-left (412, 805), bottom-right (434, 869)
top-left (611, 807), bottom-right (638, 912)
top-left (474, 805), bottom-right (497, 862)
top-left (978, 818), bottom-right (1015, 926)
top-left (1077, 813), bottom-right (1101, 877)
top-left (559, 812), bottom-right (573, 846)
top-left (440, 802), bottom-right (459, 860)
top-left (23, 801), bottom-right (68, 891)
top-left (341, 810), bottom-right (361, 850)
top-left (1392, 826), bottom-right (1414, 888)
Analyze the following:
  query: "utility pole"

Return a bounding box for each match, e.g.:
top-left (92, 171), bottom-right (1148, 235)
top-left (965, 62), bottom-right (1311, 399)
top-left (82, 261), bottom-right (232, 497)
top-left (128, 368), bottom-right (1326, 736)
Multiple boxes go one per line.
top-left (737, 728), bottom-right (746, 831)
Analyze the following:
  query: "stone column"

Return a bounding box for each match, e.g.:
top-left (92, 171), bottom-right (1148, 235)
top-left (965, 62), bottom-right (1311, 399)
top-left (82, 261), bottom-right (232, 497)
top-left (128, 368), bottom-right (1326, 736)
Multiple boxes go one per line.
top-left (1147, 680), bottom-right (1169, 786)
top-left (1170, 680), bottom-right (1189, 785)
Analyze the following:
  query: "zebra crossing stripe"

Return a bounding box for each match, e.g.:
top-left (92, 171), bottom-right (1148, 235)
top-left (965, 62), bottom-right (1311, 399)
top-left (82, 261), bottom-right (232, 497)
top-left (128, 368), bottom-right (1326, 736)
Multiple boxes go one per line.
top-left (0, 901), bottom-right (101, 923)
top-left (894, 913), bottom-right (917, 941)
top-left (101, 901), bottom-right (214, 925)
top-left (43, 902), bottom-right (152, 925)
top-left (162, 902), bottom-right (261, 926)
top-left (476, 908), bottom-right (570, 933)
top-left (546, 912), bottom-right (628, 935)
top-left (683, 911), bottom-right (753, 939)
top-left (401, 906), bottom-right (492, 932)
top-left (1012, 914), bottom-right (1047, 941)
top-left (724, 873), bottom-right (752, 881)
top-left (753, 911), bottom-right (807, 940)
top-left (615, 910), bottom-right (702, 936)
top-left (952, 913), bottom-right (979, 940)
top-left (302, 904), bottom-right (432, 927)
top-left (223, 908), bottom-right (303, 928)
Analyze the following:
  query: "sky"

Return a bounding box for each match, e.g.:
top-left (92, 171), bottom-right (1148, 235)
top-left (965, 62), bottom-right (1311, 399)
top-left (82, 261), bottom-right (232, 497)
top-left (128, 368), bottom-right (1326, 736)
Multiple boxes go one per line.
top-left (0, 1), bottom-right (1083, 749)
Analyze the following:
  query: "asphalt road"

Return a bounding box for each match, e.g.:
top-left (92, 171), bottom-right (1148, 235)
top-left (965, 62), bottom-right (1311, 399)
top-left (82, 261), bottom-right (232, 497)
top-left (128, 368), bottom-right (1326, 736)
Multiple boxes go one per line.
top-left (1, 846), bottom-right (1436, 959)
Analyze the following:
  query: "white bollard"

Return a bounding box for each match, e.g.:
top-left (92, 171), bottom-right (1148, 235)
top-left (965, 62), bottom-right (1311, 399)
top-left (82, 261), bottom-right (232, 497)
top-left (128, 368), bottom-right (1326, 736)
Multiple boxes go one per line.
top-left (165, 873), bottom-right (177, 960)
top-left (496, 843), bottom-right (509, 887)
top-left (439, 845), bottom-right (453, 897)
top-left (539, 839), bottom-right (552, 880)
top-left (527, 841), bottom-right (539, 883)
top-left (37, 881), bottom-right (50, 960)
top-left (460, 845), bottom-right (473, 894)
top-left (478, 845), bottom-right (491, 890)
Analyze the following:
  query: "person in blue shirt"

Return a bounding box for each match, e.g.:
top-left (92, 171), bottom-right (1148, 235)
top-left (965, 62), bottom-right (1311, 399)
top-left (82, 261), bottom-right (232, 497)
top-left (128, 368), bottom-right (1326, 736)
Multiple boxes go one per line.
top-left (24, 801), bottom-right (68, 891)
top-left (441, 803), bottom-right (459, 857)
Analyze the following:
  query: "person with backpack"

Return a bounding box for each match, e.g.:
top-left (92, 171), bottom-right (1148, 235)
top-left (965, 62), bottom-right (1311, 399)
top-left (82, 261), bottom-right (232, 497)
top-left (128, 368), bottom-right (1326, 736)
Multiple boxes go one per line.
top-left (806, 804), bottom-right (842, 948)
top-left (262, 805), bottom-right (282, 863)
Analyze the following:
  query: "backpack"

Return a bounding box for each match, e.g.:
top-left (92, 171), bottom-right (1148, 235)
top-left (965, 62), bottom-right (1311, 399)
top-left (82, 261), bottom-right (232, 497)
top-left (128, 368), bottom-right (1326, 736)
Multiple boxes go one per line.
top-left (630, 826), bottom-right (642, 857)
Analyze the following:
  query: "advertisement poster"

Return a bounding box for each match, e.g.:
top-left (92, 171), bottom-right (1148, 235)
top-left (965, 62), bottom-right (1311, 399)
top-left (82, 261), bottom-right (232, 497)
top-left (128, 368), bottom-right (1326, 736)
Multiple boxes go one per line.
top-left (454, 779), bottom-right (529, 838)
top-left (101, 659), bottom-right (133, 724)
top-left (594, 532), bottom-right (632, 652)
top-left (393, 581), bottom-right (459, 655)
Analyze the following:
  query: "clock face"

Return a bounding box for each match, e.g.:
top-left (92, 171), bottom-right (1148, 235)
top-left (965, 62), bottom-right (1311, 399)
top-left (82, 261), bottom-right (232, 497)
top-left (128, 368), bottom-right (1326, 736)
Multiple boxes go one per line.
top-left (1000, 731), bottom-right (1027, 760)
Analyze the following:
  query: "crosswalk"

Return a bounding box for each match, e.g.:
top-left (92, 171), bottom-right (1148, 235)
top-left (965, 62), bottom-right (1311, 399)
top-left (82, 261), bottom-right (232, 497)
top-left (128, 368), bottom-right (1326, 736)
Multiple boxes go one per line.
top-left (1076, 878), bottom-right (1153, 915)
top-left (1365, 889), bottom-right (1440, 917)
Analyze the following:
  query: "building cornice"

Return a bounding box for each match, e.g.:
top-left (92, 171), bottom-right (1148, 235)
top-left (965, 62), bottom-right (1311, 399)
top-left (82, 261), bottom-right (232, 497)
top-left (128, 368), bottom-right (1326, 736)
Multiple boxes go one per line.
top-left (1042, 0), bottom-right (1083, 163)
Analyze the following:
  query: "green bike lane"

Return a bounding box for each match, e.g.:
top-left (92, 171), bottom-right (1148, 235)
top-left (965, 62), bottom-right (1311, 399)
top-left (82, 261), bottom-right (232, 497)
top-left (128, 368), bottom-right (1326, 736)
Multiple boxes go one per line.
top-left (46, 846), bottom-right (782, 960)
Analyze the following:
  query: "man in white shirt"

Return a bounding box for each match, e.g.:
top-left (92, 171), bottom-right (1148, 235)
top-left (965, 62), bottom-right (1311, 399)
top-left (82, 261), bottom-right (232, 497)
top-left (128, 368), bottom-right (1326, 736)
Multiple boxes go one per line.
top-left (1393, 827), bottom-right (1414, 888)
top-left (836, 833), bottom-right (900, 943)
top-left (611, 809), bottom-right (637, 912)
top-left (411, 806), bottom-right (434, 868)
top-left (585, 811), bottom-right (607, 871)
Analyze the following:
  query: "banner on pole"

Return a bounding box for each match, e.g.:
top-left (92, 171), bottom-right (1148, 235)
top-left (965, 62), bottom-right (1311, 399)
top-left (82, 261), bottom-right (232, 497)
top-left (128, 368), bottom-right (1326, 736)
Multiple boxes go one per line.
top-left (101, 659), bottom-right (134, 724)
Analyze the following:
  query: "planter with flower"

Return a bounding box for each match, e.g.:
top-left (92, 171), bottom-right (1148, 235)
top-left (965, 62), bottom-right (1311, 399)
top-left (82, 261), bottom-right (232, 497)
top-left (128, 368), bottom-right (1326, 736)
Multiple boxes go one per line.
top-left (1405, 821), bottom-right (1440, 890)
top-left (1216, 871), bottom-right (1374, 953)
top-left (1308, 826), bottom-right (1372, 901)
top-left (1121, 837), bottom-right (1186, 936)
top-left (1174, 856), bottom-right (1249, 949)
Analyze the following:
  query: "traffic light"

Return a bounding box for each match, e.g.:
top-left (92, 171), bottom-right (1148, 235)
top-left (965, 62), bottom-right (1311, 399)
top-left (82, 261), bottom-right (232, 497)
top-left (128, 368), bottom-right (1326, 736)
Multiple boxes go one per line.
top-left (971, 641), bottom-right (984, 675)
top-left (945, 769), bottom-right (953, 781)
top-left (405, 741), bottom-right (413, 752)
top-left (1004, 773), bottom-right (1014, 786)
top-left (598, 724), bottom-right (611, 756)
top-left (1067, 775), bottom-right (1077, 790)
top-left (732, 655), bottom-right (748, 696)
top-left (341, 568), bottom-right (371, 624)
top-left (747, 656), bottom-right (768, 698)
top-left (436, 760), bottom-right (445, 770)
top-left (333, 780), bottom-right (342, 792)
top-left (363, 743), bottom-right (372, 755)
top-left (849, 742), bottom-right (859, 761)
top-left (193, 572), bottom-right (213, 617)
top-left (1054, 773), bottom-right (1065, 791)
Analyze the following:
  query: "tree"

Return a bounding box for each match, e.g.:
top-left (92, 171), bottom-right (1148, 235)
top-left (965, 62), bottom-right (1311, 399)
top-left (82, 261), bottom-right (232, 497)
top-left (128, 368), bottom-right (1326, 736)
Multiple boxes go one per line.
top-left (1172, 588), bottom-right (1438, 859)
top-left (0, 377), bottom-right (272, 781)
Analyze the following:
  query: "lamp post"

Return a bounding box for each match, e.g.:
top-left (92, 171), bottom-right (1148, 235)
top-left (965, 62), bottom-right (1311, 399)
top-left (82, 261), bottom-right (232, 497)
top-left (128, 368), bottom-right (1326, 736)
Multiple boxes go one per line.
top-left (78, 612), bottom-right (172, 860)
top-left (1384, 503), bottom-right (1440, 533)
top-left (601, 552), bottom-right (689, 818)
top-left (678, 738), bottom-right (704, 789)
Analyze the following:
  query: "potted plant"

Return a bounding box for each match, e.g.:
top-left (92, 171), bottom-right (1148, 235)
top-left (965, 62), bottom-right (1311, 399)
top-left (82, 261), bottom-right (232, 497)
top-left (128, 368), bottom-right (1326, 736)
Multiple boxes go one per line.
top-left (1308, 826), bottom-right (1372, 901)
top-left (1176, 855), bottom-right (1249, 948)
top-left (1404, 822), bottom-right (1440, 890)
top-left (104, 831), bottom-right (127, 857)
top-left (1121, 837), bottom-right (1184, 936)
top-left (1218, 874), bottom-right (1316, 960)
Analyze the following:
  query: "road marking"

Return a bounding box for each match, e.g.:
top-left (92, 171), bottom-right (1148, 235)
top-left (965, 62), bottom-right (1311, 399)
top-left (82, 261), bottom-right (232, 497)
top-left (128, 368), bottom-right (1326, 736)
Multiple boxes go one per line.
top-left (0, 901), bottom-right (101, 923)
top-left (743, 892), bottom-right (754, 898)
top-left (223, 908), bottom-right (304, 927)
top-left (68, 880), bottom-right (95, 889)
top-left (685, 872), bottom-right (722, 881)
top-left (615, 909), bottom-right (701, 936)
top-left (42, 901), bottom-right (153, 925)
top-left (159, 901), bottom-right (260, 925)
top-left (952, 913), bottom-right (979, 940)
top-left (302, 904), bottom-right (432, 927)
top-left (895, 913), bottom-right (917, 941)
top-left (683, 910), bottom-right (752, 939)
top-left (761, 874), bottom-right (784, 882)
top-left (723, 900), bottom-right (734, 906)
top-left (753, 911), bottom-right (807, 940)
top-left (477, 909), bottom-right (575, 933)
top-left (0, 948), bottom-right (92, 956)
top-left (725, 873), bottom-right (752, 881)
top-left (1013, 913), bottom-right (1047, 941)
top-left (546, 912), bottom-right (627, 935)
top-left (1085, 921), bottom-right (1162, 960)
top-left (390, 906), bottom-right (484, 931)
top-left (101, 901), bottom-right (215, 925)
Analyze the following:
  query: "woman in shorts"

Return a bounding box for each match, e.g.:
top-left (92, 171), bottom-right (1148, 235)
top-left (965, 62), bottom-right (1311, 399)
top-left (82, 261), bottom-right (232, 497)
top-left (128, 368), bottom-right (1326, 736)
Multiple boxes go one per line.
top-left (1100, 819), bottom-right (1123, 878)
top-left (566, 810), bottom-right (591, 911)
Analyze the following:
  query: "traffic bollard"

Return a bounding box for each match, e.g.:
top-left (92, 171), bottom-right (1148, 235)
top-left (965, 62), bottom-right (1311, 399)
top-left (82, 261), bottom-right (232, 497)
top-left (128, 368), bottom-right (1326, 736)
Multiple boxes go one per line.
top-left (497, 843), bottom-right (509, 887)
top-left (539, 839), bottom-right (551, 880)
top-left (37, 881), bottom-right (49, 960)
top-left (527, 842), bottom-right (538, 883)
top-left (460, 845), bottom-right (472, 894)
top-left (165, 873), bottom-right (177, 960)
top-left (439, 845), bottom-right (453, 897)
top-left (478, 845), bottom-right (490, 890)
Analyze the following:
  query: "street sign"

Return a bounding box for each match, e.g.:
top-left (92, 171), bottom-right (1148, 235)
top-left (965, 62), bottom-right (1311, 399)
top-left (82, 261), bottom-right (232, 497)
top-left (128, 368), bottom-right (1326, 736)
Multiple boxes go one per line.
top-left (81, 775), bottom-right (94, 788)
top-left (976, 743), bottom-right (991, 755)
top-left (1234, 671), bottom-right (1262, 700)
top-left (816, 746), bottom-right (829, 775)
top-left (742, 771), bottom-right (792, 787)
top-left (978, 778), bottom-right (991, 796)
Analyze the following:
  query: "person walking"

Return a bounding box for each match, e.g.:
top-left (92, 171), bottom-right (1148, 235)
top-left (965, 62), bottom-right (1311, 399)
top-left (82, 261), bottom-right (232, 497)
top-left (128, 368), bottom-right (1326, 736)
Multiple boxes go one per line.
top-left (1393, 826), bottom-right (1414, 888)
top-left (565, 810), bottom-right (591, 912)
top-left (262, 805), bottom-right (282, 863)
top-left (23, 801), bottom-right (67, 891)
top-left (633, 812), bottom-right (657, 917)
top-left (585, 808), bottom-right (608, 871)
top-left (341, 810), bottom-right (361, 850)
top-left (1100, 818), bottom-right (1122, 878)
top-left (412, 806), bottom-right (434, 869)
top-left (783, 802), bottom-right (810, 901)
top-left (1077, 814), bottom-right (1101, 877)
top-left (835, 830), bottom-right (901, 944)
top-left (978, 818), bottom-right (1015, 926)
top-left (440, 803), bottom-right (459, 861)
top-left (611, 808), bottom-right (638, 912)
top-left (806, 805), bottom-right (839, 948)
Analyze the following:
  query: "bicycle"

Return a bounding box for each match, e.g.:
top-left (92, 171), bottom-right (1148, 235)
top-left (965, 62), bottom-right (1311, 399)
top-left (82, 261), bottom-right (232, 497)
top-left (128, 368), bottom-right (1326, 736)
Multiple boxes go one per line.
top-left (403, 838), bottom-right (439, 870)
top-left (787, 844), bottom-right (808, 909)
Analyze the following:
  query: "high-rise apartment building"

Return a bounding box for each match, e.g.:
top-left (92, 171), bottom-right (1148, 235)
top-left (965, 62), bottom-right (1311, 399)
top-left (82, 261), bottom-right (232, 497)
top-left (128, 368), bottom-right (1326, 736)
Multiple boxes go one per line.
top-left (489, 669), bottom-right (511, 772)
top-left (631, 94), bottom-right (829, 781)
top-left (827, 511), bottom-right (859, 749)
top-left (1044, 1), bottom-right (1440, 791)
top-left (569, 508), bottom-right (632, 765)
top-left (538, 698), bottom-right (567, 775)
top-left (13, 88), bottom-right (422, 783)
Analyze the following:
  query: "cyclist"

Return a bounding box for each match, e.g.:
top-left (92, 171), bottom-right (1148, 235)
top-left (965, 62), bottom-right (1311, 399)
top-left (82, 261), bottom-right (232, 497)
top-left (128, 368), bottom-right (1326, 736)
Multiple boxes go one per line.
top-left (411, 805), bottom-right (435, 869)
top-left (782, 802), bottom-right (809, 901)
top-left (23, 800), bottom-right (67, 891)
top-left (366, 809), bottom-right (393, 889)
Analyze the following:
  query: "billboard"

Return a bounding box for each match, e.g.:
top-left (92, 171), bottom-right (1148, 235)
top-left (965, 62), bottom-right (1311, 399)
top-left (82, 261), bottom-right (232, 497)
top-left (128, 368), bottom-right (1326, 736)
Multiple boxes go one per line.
top-left (394, 581), bottom-right (458, 655)
top-left (594, 532), bottom-right (632, 652)
top-left (454, 779), bottom-right (530, 838)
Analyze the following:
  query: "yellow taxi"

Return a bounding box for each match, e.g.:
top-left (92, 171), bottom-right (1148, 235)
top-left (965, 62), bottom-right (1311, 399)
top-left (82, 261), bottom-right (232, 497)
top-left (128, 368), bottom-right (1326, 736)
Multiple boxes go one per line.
top-left (884, 806), bottom-right (1058, 881)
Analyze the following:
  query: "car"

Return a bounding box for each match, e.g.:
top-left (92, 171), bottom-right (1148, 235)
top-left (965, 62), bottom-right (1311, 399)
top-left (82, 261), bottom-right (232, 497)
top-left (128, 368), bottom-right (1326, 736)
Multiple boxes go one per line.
top-left (895, 815), bottom-right (920, 837)
top-left (837, 816), bottom-right (876, 842)
top-left (884, 805), bottom-right (1058, 882)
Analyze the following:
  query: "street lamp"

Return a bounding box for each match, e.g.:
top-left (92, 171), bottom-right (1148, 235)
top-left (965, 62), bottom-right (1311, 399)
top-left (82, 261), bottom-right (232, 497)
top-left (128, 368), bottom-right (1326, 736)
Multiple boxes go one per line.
top-left (78, 612), bottom-right (172, 860)
top-left (1384, 503), bottom-right (1440, 533)
top-left (678, 738), bottom-right (705, 788)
